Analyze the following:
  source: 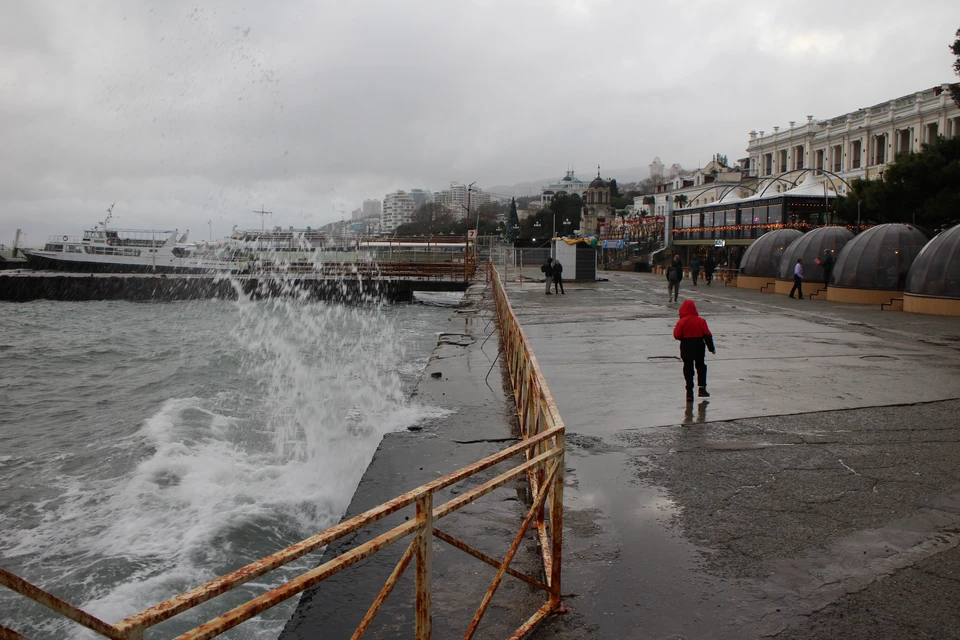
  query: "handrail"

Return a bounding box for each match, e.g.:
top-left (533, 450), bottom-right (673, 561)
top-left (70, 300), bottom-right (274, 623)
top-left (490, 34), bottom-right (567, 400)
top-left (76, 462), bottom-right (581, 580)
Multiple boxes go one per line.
top-left (1, 260), bottom-right (563, 639)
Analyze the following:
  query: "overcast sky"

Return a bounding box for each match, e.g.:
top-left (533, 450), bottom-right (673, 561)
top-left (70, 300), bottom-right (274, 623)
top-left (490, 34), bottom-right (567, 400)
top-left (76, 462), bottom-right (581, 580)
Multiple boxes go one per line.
top-left (2, 0), bottom-right (958, 243)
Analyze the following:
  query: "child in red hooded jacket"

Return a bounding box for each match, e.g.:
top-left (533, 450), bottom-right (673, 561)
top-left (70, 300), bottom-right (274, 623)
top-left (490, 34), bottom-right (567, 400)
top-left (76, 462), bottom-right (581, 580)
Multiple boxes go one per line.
top-left (673, 300), bottom-right (716, 402)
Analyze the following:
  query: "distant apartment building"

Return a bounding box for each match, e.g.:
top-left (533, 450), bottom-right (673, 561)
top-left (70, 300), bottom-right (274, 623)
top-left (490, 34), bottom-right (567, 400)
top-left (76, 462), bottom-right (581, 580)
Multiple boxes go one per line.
top-left (381, 190), bottom-right (417, 232)
top-left (745, 84), bottom-right (960, 193)
top-left (350, 208), bottom-right (363, 221)
top-left (362, 199), bottom-right (382, 219)
top-left (408, 189), bottom-right (434, 210)
top-left (433, 182), bottom-right (489, 218)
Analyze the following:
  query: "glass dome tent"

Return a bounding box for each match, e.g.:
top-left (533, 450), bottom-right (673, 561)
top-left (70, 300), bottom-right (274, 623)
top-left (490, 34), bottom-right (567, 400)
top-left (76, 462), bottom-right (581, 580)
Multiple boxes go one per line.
top-left (827, 223), bottom-right (929, 305)
top-left (774, 226), bottom-right (854, 296)
top-left (737, 229), bottom-right (802, 289)
top-left (903, 223), bottom-right (960, 316)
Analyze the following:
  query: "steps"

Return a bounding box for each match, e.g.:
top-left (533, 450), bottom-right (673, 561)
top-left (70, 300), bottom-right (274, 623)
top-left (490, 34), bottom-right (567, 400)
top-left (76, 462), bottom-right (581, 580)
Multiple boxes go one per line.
top-left (881, 297), bottom-right (904, 311)
top-left (808, 286), bottom-right (828, 300)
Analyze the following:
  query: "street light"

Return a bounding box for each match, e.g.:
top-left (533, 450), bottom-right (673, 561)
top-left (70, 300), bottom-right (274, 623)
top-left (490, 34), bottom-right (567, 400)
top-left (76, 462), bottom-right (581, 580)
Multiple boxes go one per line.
top-left (857, 199), bottom-right (862, 233)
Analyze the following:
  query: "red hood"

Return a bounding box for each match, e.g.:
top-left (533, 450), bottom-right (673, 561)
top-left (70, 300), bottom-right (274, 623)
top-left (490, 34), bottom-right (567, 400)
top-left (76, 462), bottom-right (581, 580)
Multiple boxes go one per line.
top-left (679, 299), bottom-right (699, 318)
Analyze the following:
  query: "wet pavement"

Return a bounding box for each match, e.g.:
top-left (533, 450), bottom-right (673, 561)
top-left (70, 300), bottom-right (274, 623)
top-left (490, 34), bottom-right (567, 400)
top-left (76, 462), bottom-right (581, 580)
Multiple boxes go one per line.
top-left (506, 270), bottom-right (960, 639)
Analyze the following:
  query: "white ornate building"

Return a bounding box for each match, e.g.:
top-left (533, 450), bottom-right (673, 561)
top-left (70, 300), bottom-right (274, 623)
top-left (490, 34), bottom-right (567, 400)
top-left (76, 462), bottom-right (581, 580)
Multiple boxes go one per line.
top-left (745, 84), bottom-right (960, 193)
top-left (541, 170), bottom-right (588, 208)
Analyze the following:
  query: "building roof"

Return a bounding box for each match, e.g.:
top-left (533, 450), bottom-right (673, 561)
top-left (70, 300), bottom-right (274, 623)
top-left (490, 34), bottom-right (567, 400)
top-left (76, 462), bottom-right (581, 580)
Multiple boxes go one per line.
top-left (589, 176), bottom-right (607, 189)
top-left (781, 172), bottom-right (838, 198)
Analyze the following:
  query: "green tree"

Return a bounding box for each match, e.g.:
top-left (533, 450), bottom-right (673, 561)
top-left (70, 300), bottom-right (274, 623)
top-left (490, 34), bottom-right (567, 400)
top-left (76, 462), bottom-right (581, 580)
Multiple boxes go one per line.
top-left (835, 135), bottom-right (960, 229)
top-left (519, 193), bottom-right (583, 239)
top-left (673, 194), bottom-right (688, 208)
top-left (950, 27), bottom-right (960, 107)
top-left (506, 198), bottom-right (520, 242)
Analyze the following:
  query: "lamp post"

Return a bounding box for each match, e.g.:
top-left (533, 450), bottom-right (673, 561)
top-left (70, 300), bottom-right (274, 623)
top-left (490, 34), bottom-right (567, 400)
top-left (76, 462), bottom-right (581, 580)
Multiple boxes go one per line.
top-left (857, 199), bottom-right (862, 233)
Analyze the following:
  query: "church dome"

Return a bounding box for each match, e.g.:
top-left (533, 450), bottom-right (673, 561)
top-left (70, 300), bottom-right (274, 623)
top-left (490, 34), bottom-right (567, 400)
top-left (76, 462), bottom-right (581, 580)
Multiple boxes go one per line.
top-left (831, 223), bottom-right (929, 290)
top-left (777, 226), bottom-right (854, 281)
top-left (905, 223), bottom-right (960, 298)
top-left (562, 175), bottom-right (573, 182)
top-left (589, 176), bottom-right (606, 189)
top-left (740, 229), bottom-right (804, 278)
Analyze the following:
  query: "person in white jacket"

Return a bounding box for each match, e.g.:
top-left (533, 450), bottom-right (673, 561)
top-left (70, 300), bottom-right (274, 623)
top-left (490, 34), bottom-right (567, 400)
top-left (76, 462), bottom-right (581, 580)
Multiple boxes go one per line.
top-left (789, 258), bottom-right (804, 299)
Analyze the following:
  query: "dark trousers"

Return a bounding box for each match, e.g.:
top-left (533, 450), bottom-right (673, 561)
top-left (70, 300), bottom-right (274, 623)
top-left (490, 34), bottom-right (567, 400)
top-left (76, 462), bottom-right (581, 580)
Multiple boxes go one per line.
top-left (682, 356), bottom-right (707, 392)
top-left (705, 271), bottom-right (713, 285)
top-left (553, 277), bottom-right (564, 293)
top-left (790, 275), bottom-right (803, 298)
top-left (691, 269), bottom-right (699, 285)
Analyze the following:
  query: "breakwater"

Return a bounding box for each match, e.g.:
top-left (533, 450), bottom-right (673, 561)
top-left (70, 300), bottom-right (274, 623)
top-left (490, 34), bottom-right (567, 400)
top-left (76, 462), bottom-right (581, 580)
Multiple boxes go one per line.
top-left (0, 272), bottom-right (468, 303)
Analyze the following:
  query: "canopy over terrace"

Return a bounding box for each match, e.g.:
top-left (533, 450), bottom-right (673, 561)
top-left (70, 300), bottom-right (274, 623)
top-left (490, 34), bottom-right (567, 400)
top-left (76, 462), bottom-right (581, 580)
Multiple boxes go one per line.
top-left (672, 173), bottom-right (838, 247)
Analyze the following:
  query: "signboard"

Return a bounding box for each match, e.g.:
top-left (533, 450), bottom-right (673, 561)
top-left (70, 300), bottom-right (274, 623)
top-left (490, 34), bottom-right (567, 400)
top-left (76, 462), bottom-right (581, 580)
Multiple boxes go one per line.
top-left (714, 239), bottom-right (726, 248)
top-left (467, 229), bottom-right (477, 239)
top-left (601, 239), bottom-right (625, 249)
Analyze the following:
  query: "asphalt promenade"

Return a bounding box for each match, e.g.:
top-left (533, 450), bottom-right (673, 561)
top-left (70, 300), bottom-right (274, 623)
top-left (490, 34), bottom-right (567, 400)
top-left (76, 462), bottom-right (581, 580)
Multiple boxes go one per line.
top-left (507, 269), bottom-right (960, 639)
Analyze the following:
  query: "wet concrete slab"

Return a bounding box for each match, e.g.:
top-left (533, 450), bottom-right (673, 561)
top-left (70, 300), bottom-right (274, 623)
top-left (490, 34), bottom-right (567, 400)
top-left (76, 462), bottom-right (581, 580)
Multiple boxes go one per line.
top-left (505, 271), bottom-right (960, 638)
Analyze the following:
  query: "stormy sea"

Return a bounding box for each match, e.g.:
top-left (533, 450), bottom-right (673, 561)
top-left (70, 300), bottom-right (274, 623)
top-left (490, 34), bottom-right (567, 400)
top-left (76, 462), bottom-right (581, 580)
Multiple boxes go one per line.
top-left (0, 291), bottom-right (458, 638)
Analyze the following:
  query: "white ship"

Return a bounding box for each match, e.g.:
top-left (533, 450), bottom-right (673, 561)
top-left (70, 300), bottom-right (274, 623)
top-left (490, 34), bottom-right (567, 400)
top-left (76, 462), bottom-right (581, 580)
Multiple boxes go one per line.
top-left (21, 207), bottom-right (249, 274)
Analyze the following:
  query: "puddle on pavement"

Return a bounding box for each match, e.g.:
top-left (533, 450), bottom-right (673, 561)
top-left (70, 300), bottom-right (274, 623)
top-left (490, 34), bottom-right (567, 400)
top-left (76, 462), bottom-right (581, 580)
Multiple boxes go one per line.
top-left (559, 447), bottom-right (751, 638)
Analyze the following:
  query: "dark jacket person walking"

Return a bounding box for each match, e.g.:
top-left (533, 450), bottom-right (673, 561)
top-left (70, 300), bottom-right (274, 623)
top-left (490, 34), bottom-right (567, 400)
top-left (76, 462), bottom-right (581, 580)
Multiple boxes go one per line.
top-left (820, 250), bottom-right (835, 287)
top-left (541, 257), bottom-right (554, 295)
top-left (703, 256), bottom-right (716, 285)
top-left (673, 300), bottom-right (716, 403)
top-left (666, 256), bottom-right (683, 303)
top-left (552, 259), bottom-right (565, 294)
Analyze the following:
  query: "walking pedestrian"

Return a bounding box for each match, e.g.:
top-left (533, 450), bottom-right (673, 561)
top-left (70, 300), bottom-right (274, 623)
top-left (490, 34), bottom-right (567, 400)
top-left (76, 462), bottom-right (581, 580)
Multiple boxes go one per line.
top-left (541, 257), bottom-right (554, 295)
top-left (552, 259), bottom-right (565, 294)
top-left (820, 249), bottom-right (835, 287)
top-left (673, 300), bottom-right (716, 403)
top-left (690, 255), bottom-right (700, 286)
top-left (789, 258), bottom-right (804, 299)
top-left (666, 255), bottom-right (683, 303)
top-left (703, 256), bottom-right (716, 285)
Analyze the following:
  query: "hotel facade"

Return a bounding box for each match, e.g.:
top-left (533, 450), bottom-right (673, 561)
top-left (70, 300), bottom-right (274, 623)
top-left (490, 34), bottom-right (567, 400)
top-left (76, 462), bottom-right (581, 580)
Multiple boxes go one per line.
top-left (665, 84), bottom-right (960, 266)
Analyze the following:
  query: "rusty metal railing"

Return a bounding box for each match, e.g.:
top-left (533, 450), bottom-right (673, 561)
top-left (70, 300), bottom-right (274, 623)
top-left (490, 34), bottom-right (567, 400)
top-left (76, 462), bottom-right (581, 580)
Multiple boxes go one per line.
top-left (1, 261), bottom-right (563, 639)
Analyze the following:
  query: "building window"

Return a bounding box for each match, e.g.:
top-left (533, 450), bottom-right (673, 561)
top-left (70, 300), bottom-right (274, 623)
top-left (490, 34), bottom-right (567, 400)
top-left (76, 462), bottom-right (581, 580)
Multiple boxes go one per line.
top-left (815, 149), bottom-right (824, 171)
top-left (872, 134), bottom-right (887, 166)
top-left (924, 123), bottom-right (939, 145)
top-left (793, 145), bottom-right (804, 170)
top-left (830, 145), bottom-right (842, 172)
top-left (777, 150), bottom-right (787, 173)
top-left (851, 140), bottom-right (862, 169)
top-left (895, 129), bottom-right (911, 157)
top-left (763, 153), bottom-right (773, 175)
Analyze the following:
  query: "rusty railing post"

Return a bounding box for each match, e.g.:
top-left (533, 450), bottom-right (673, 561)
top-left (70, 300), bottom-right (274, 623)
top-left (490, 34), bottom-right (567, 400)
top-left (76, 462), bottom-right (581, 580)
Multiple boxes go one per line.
top-left (415, 492), bottom-right (433, 640)
top-left (549, 430), bottom-right (564, 607)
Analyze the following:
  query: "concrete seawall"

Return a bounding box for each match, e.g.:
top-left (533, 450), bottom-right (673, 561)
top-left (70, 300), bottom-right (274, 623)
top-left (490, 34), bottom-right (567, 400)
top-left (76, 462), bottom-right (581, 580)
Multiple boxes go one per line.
top-left (0, 272), bottom-right (468, 303)
top-left (280, 281), bottom-right (550, 638)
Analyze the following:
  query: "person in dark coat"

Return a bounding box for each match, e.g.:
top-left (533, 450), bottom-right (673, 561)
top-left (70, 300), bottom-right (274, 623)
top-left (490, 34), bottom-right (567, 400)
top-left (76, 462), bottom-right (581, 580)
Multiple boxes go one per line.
top-left (666, 255), bottom-right (683, 303)
top-left (673, 299), bottom-right (716, 403)
top-left (820, 249), bottom-right (835, 287)
top-left (690, 255), bottom-right (700, 286)
top-left (552, 259), bottom-right (565, 294)
top-left (703, 256), bottom-right (716, 285)
top-left (541, 257), bottom-right (554, 294)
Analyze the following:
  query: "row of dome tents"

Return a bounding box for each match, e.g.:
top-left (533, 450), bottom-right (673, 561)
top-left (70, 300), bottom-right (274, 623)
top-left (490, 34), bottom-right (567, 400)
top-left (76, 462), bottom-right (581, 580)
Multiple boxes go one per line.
top-left (736, 223), bottom-right (960, 316)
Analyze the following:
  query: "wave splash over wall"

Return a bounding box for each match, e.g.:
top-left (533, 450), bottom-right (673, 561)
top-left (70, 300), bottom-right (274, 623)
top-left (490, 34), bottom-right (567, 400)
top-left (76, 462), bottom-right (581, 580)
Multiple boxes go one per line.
top-left (0, 291), bottom-right (449, 638)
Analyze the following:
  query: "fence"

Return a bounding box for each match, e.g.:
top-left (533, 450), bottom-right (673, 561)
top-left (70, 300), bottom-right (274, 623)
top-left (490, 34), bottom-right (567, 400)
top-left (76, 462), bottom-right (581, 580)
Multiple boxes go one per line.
top-left (0, 261), bottom-right (564, 639)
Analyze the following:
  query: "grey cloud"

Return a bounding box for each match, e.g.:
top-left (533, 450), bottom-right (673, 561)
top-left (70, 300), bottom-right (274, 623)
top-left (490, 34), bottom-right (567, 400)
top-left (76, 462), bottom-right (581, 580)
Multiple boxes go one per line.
top-left (1, 0), bottom-right (958, 242)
